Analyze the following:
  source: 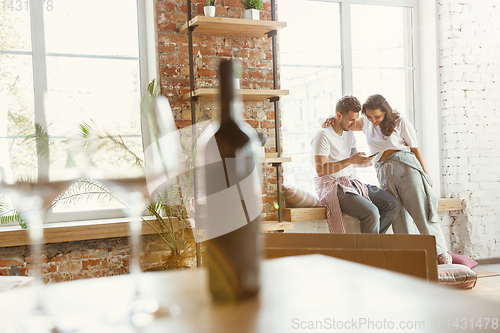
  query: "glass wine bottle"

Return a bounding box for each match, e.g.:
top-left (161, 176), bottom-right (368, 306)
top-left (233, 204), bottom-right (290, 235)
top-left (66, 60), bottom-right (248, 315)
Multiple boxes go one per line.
top-left (203, 59), bottom-right (262, 302)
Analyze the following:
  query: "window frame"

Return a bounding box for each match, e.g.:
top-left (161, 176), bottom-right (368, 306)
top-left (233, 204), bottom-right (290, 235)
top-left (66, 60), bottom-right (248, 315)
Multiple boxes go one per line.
top-left (0, 0), bottom-right (159, 225)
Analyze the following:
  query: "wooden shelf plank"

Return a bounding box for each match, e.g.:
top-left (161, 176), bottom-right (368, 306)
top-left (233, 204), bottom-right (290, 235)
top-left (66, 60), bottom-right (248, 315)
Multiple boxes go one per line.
top-left (437, 198), bottom-right (463, 211)
top-left (259, 157), bottom-right (292, 164)
top-left (182, 88), bottom-right (289, 101)
top-left (261, 222), bottom-right (294, 232)
top-left (0, 218), bottom-right (180, 248)
top-left (283, 198), bottom-right (463, 222)
top-left (180, 16), bottom-right (286, 38)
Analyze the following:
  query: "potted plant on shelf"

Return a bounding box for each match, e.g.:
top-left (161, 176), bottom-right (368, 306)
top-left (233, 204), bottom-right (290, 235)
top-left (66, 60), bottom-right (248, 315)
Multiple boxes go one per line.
top-left (204, 0), bottom-right (216, 17)
top-left (257, 131), bottom-right (268, 158)
top-left (241, 0), bottom-right (263, 20)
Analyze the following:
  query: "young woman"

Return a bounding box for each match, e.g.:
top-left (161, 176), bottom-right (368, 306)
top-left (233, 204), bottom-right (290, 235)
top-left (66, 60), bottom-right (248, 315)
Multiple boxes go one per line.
top-left (353, 94), bottom-right (452, 264)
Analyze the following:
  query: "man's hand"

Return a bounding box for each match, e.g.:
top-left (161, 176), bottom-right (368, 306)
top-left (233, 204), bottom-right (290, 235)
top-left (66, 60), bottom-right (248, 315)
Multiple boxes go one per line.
top-left (350, 152), bottom-right (374, 165)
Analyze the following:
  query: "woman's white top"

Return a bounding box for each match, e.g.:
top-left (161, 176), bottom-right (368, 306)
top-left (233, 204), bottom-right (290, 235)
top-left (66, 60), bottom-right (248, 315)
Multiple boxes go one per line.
top-left (311, 126), bottom-right (356, 178)
top-left (361, 116), bottom-right (418, 163)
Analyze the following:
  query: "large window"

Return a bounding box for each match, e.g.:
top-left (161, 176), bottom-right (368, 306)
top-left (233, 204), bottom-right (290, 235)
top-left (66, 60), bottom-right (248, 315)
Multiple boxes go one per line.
top-left (279, 0), bottom-right (416, 192)
top-left (0, 0), bottom-right (157, 223)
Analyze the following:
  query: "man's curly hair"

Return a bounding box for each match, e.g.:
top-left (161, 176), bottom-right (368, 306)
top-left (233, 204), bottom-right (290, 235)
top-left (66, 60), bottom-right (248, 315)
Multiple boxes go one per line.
top-left (321, 95), bottom-right (361, 128)
top-left (336, 95), bottom-right (361, 116)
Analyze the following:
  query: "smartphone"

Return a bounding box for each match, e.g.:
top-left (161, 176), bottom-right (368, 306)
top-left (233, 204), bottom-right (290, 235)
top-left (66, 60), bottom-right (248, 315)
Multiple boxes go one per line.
top-left (368, 152), bottom-right (379, 158)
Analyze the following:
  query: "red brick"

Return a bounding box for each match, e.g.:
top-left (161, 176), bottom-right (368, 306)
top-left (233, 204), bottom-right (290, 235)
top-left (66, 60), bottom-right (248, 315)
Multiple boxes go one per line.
top-left (261, 120), bottom-right (274, 128)
top-left (179, 44), bottom-right (199, 55)
top-left (180, 66), bottom-right (191, 76)
top-left (196, 3), bottom-right (205, 14)
top-left (246, 120), bottom-right (259, 128)
top-left (262, 196), bottom-right (276, 204)
top-left (199, 67), bottom-right (216, 77)
top-left (215, 7), bottom-right (228, 16)
top-left (0, 259), bottom-right (24, 267)
top-left (160, 65), bottom-right (178, 76)
top-left (175, 120), bottom-right (193, 129)
top-left (164, 76), bottom-right (190, 87)
top-left (217, 46), bottom-right (233, 57)
top-left (234, 48), bottom-right (250, 58)
top-left (223, 0), bottom-right (243, 7)
top-left (249, 71), bottom-right (265, 80)
top-left (178, 55), bottom-right (190, 65)
top-left (172, 13), bottom-right (187, 22)
top-left (44, 263), bottom-right (57, 274)
top-left (163, 34), bottom-right (188, 45)
top-left (158, 44), bottom-right (176, 53)
top-left (158, 22), bottom-right (177, 33)
top-left (166, 3), bottom-right (176, 11)
top-left (159, 54), bottom-right (177, 65)
top-left (200, 45), bottom-right (217, 56)
top-left (227, 7), bottom-right (244, 17)
top-left (82, 259), bottom-right (100, 271)
top-left (201, 57), bottom-right (219, 67)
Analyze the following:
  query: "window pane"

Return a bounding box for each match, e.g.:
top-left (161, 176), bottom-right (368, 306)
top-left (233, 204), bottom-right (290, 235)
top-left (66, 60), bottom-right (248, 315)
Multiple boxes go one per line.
top-left (0, 54), bottom-right (35, 136)
top-left (0, 7), bottom-right (31, 51)
top-left (351, 5), bottom-right (411, 68)
top-left (51, 137), bottom-right (144, 214)
top-left (0, 137), bottom-right (37, 180)
top-left (43, 0), bottom-right (139, 57)
top-left (353, 68), bottom-right (412, 118)
top-left (279, 0), bottom-right (341, 193)
top-left (280, 0), bottom-right (341, 68)
top-left (45, 57), bottom-right (142, 137)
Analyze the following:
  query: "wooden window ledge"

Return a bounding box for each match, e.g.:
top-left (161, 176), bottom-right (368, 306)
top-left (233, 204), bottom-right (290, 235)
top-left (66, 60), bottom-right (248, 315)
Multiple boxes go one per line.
top-left (0, 218), bottom-right (179, 248)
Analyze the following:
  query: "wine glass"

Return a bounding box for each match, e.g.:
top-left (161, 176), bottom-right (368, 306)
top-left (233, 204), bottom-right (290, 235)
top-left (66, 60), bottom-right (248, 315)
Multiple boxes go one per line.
top-left (0, 134), bottom-right (81, 332)
top-left (83, 95), bottom-right (184, 327)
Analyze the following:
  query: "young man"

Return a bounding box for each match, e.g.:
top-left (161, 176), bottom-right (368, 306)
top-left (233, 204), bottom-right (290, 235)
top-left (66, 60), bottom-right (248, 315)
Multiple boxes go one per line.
top-left (312, 95), bottom-right (400, 234)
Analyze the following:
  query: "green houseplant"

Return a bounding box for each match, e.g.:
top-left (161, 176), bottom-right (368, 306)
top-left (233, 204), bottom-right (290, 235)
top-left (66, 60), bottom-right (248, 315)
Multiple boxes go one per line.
top-left (241, 0), bottom-right (263, 20)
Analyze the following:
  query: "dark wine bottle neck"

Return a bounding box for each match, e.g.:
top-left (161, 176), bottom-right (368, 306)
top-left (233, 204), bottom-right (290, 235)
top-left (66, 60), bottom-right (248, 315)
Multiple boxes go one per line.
top-left (219, 60), bottom-right (239, 125)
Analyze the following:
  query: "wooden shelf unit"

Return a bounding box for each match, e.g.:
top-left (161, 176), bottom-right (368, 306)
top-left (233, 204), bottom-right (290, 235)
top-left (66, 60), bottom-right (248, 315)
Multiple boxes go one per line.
top-left (182, 88), bottom-right (289, 101)
top-left (180, 16), bottom-right (286, 38)
top-left (183, 2), bottom-right (289, 235)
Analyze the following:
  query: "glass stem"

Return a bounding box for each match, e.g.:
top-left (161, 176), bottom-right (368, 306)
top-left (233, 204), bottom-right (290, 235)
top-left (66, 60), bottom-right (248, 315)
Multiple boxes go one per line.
top-left (126, 191), bottom-right (144, 300)
top-left (25, 197), bottom-right (45, 313)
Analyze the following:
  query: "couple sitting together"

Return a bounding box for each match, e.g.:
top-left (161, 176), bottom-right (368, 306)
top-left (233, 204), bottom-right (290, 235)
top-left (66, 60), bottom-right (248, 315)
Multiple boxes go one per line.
top-left (312, 94), bottom-right (451, 265)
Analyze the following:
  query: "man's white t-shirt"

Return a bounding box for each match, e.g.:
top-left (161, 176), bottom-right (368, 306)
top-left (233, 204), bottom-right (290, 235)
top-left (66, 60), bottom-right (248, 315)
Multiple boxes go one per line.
top-left (311, 127), bottom-right (356, 178)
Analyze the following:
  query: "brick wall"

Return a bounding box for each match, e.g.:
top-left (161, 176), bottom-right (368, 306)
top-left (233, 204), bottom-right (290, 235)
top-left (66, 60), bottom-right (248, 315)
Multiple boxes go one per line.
top-left (0, 232), bottom-right (197, 282)
top-left (439, 1), bottom-right (500, 259)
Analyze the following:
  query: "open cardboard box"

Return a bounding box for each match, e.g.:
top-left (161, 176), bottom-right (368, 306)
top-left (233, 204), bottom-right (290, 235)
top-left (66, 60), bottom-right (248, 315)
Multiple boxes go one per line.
top-left (264, 233), bottom-right (438, 281)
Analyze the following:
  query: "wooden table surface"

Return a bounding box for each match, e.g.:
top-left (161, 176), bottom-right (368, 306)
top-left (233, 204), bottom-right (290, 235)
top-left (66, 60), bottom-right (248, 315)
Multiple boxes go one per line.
top-left (2, 254), bottom-right (500, 332)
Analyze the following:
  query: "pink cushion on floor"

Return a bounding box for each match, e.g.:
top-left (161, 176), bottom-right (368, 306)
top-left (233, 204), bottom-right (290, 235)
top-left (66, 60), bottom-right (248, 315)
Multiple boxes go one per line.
top-left (450, 253), bottom-right (478, 269)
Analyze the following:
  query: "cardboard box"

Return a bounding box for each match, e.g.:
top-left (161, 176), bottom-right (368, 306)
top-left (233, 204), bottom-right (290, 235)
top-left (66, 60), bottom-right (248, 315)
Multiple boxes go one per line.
top-left (264, 233), bottom-right (438, 281)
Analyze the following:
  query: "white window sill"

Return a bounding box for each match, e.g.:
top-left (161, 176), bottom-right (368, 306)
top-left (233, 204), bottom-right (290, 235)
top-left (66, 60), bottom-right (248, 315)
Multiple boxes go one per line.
top-left (0, 217), bottom-right (180, 248)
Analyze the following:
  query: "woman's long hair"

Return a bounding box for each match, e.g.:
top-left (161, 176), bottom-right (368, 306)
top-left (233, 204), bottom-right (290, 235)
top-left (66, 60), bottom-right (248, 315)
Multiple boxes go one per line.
top-left (362, 94), bottom-right (400, 137)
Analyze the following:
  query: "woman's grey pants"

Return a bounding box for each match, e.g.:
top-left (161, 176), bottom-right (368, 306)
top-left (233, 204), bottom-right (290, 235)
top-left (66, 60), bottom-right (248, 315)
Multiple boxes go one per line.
top-left (375, 152), bottom-right (449, 255)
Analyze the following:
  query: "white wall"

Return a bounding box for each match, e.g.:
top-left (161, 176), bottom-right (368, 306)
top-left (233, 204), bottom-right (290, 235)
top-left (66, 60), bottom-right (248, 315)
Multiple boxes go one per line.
top-left (439, 1), bottom-right (500, 259)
